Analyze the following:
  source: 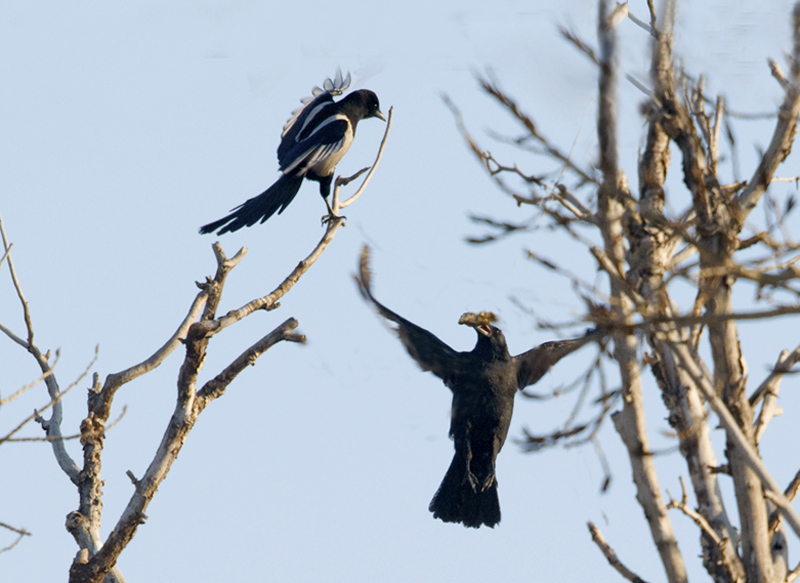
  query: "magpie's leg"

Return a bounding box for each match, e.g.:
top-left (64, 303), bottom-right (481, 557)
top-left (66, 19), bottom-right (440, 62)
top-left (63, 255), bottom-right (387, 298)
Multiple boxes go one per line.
top-left (315, 175), bottom-right (347, 225)
top-left (323, 194), bottom-right (336, 216)
top-left (320, 196), bottom-right (347, 226)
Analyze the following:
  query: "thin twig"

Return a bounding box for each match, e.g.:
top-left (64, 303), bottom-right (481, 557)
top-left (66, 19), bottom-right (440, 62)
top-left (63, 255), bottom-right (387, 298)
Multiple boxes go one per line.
top-left (769, 468), bottom-right (800, 534)
top-left (587, 521), bottom-right (651, 583)
top-left (667, 478), bottom-right (722, 544)
top-left (0, 359), bottom-right (57, 406)
top-left (7, 405), bottom-right (127, 443)
top-left (338, 105), bottom-right (393, 209)
top-left (0, 241), bottom-right (12, 270)
top-left (666, 477), bottom-right (744, 580)
top-left (0, 212), bottom-right (34, 347)
top-left (749, 343), bottom-right (800, 406)
top-left (753, 350), bottom-right (789, 442)
top-left (0, 522), bottom-right (31, 555)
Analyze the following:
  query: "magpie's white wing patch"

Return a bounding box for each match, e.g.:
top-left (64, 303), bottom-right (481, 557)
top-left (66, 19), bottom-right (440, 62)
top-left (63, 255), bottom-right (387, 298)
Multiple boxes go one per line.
top-left (282, 140), bottom-right (346, 176)
top-left (279, 112), bottom-right (351, 175)
top-left (295, 102), bottom-right (334, 141)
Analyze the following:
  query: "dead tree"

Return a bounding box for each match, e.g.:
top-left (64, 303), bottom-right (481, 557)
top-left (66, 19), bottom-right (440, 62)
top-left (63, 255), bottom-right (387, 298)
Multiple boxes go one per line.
top-left (452, 2), bottom-right (800, 582)
top-left (0, 112), bottom-right (391, 583)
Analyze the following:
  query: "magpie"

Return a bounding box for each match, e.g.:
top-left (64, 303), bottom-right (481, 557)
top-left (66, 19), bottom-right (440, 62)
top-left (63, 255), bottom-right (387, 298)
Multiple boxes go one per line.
top-left (200, 71), bottom-right (385, 235)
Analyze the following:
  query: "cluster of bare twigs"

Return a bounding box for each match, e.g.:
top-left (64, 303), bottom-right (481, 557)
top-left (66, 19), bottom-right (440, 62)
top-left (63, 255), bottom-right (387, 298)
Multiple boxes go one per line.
top-left (0, 522), bottom-right (30, 556)
top-left (452, 1), bottom-right (800, 582)
top-left (0, 110), bottom-right (391, 583)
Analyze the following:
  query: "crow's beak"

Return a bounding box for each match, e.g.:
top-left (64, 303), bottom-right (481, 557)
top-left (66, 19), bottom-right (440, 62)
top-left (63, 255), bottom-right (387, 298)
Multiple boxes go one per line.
top-left (458, 311), bottom-right (498, 336)
top-left (475, 323), bottom-right (493, 337)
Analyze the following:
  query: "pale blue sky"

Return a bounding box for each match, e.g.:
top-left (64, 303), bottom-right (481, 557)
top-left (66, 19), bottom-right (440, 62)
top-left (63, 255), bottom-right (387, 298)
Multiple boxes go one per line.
top-left (2, 1), bottom-right (800, 581)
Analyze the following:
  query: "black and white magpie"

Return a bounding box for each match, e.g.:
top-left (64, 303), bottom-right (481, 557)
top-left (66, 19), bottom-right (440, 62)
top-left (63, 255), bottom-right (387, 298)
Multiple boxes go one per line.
top-left (200, 71), bottom-right (385, 235)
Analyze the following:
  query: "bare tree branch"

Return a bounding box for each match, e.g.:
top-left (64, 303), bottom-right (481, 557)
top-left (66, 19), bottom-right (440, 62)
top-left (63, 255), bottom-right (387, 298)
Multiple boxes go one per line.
top-left (0, 212), bottom-right (80, 483)
top-left (749, 342), bottom-right (800, 407)
top-left (59, 122), bottom-right (388, 582)
top-left (69, 317), bottom-right (305, 583)
top-left (454, 2), bottom-right (800, 582)
top-left (588, 521), bottom-right (651, 583)
top-left (595, 2), bottom-right (687, 581)
top-left (753, 350), bottom-right (788, 442)
top-left (666, 477), bottom-right (744, 583)
top-left (195, 318), bottom-right (306, 406)
top-left (734, 5), bottom-right (800, 222)
top-left (670, 344), bottom-right (800, 539)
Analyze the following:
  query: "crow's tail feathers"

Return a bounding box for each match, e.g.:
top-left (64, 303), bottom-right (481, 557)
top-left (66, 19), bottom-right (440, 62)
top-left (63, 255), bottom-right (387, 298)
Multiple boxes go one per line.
top-left (199, 174), bottom-right (304, 235)
top-left (428, 453), bottom-right (500, 529)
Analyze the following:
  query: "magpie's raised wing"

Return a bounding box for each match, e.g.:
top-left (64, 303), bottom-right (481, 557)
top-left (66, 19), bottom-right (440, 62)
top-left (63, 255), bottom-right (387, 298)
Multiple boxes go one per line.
top-left (278, 71), bottom-right (350, 165)
top-left (513, 332), bottom-right (599, 390)
top-left (356, 246), bottom-right (462, 380)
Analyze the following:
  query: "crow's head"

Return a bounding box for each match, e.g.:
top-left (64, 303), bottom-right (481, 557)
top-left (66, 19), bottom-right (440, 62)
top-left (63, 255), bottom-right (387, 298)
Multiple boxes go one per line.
top-left (459, 312), bottom-right (511, 360)
top-left (458, 311), bottom-right (498, 337)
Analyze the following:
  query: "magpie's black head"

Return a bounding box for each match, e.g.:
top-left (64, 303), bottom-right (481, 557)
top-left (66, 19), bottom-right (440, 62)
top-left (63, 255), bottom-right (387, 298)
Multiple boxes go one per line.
top-left (346, 89), bottom-right (386, 122)
top-left (459, 311), bottom-right (510, 358)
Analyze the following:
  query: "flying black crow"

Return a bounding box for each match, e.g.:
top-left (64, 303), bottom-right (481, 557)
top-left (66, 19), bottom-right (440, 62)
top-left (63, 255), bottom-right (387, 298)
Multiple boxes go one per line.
top-left (356, 246), bottom-right (599, 528)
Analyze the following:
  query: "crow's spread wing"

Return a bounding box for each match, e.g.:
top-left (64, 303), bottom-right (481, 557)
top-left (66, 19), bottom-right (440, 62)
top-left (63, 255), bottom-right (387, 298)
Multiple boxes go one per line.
top-left (356, 246), bottom-right (462, 380)
top-left (513, 334), bottom-right (597, 390)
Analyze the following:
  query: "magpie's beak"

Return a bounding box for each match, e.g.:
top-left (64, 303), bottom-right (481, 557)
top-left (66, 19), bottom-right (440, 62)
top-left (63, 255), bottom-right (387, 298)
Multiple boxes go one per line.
top-left (374, 109), bottom-right (386, 122)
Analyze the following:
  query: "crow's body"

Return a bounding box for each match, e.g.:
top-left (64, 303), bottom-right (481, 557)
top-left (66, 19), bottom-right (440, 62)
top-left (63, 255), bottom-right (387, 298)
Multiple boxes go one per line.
top-left (200, 71), bottom-right (384, 235)
top-left (428, 319), bottom-right (516, 528)
top-left (356, 246), bottom-right (597, 528)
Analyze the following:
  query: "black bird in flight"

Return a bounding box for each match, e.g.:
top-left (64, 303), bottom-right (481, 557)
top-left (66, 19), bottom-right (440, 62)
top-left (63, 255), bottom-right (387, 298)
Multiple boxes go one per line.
top-left (200, 71), bottom-right (385, 235)
top-left (356, 246), bottom-right (599, 528)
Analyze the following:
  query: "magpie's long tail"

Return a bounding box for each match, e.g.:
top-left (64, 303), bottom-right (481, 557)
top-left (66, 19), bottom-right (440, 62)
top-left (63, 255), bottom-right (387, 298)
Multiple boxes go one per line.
top-left (199, 174), bottom-right (304, 235)
top-left (428, 453), bottom-right (500, 529)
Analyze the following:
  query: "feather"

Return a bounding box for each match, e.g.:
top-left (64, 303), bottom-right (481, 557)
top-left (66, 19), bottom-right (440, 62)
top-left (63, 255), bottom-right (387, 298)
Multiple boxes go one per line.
top-left (282, 70), bottom-right (352, 138)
